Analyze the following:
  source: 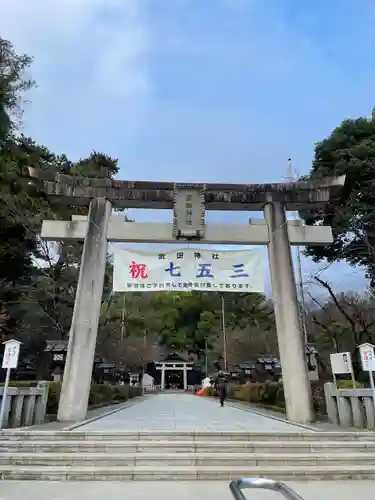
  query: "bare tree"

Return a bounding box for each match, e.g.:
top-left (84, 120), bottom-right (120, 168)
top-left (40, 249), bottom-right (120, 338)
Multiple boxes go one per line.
top-left (312, 277), bottom-right (375, 346)
top-left (306, 278), bottom-right (375, 377)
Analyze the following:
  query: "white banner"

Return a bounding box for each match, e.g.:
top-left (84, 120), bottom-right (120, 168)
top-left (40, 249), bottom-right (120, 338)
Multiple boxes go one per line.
top-left (113, 247), bottom-right (264, 293)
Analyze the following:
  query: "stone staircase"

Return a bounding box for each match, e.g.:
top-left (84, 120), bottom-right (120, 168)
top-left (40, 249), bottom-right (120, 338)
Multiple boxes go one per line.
top-left (1, 430), bottom-right (375, 481)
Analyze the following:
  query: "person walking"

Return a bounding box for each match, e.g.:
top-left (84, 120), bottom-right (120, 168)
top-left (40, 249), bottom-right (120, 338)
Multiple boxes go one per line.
top-left (216, 372), bottom-right (227, 407)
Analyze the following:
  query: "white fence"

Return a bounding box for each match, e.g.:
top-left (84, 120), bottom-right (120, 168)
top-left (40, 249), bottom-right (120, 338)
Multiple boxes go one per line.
top-left (0, 381), bottom-right (49, 429)
top-left (142, 385), bottom-right (199, 393)
top-left (143, 385), bottom-right (161, 393)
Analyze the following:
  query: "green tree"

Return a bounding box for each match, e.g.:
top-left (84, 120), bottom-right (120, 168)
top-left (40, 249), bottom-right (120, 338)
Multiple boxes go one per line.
top-left (0, 38), bottom-right (38, 338)
top-left (149, 292), bottom-right (221, 355)
top-left (196, 310), bottom-right (220, 349)
top-left (0, 139), bottom-right (69, 343)
top-left (146, 291), bottom-right (276, 363)
top-left (71, 152), bottom-right (119, 179)
top-left (23, 150), bottom-right (121, 341)
top-left (0, 37), bottom-right (122, 344)
top-left (0, 37), bottom-right (35, 142)
top-left (303, 109), bottom-right (375, 284)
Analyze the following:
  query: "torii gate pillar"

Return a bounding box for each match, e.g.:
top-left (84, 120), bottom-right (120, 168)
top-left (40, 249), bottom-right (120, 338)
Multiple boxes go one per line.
top-left (264, 201), bottom-right (313, 423)
top-left (57, 198), bottom-right (112, 422)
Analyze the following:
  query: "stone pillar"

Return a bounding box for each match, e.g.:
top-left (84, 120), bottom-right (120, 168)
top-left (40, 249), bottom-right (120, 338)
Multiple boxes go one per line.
top-left (351, 397), bottom-right (364, 427)
top-left (337, 396), bottom-right (352, 426)
top-left (57, 198), bottom-right (112, 422)
top-left (364, 397), bottom-right (375, 429)
top-left (10, 394), bottom-right (24, 428)
top-left (161, 365), bottom-right (166, 390)
top-left (324, 382), bottom-right (339, 425)
top-left (264, 201), bottom-right (314, 423)
top-left (183, 365), bottom-right (187, 390)
top-left (34, 381), bottom-right (50, 424)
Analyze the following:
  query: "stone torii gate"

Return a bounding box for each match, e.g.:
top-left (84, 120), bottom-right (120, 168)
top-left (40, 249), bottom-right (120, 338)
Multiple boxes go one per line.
top-left (25, 168), bottom-right (345, 424)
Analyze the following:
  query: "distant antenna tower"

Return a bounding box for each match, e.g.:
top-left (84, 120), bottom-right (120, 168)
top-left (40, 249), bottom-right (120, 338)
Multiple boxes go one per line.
top-left (287, 157), bottom-right (299, 182)
top-left (282, 158), bottom-right (297, 183)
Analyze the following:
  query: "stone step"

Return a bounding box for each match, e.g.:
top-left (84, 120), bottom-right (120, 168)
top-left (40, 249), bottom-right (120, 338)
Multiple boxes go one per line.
top-left (1, 439), bottom-right (375, 453)
top-left (0, 451), bottom-right (373, 467)
top-left (1, 464), bottom-right (375, 481)
top-left (2, 431), bottom-right (375, 441)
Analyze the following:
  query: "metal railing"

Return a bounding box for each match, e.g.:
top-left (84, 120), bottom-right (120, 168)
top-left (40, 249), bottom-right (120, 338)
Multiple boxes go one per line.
top-left (229, 478), bottom-right (304, 500)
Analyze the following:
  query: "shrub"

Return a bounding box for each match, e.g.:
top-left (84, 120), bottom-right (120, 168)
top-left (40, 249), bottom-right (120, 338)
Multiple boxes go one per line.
top-left (7, 381), bottom-right (141, 415)
top-left (336, 379), bottom-right (363, 389)
top-left (9, 380), bottom-right (37, 387)
top-left (226, 383), bottom-right (238, 399)
top-left (261, 382), bottom-right (280, 405)
top-left (8, 381), bottom-right (140, 415)
top-left (89, 384), bottom-right (116, 406)
top-left (274, 384), bottom-right (285, 407)
top-left (233, 381), bottom-right (286, 409)
top-left (129, 385), bottom-right (141, 399)
top-left (234, 382), bottom-right (265, 403)
top-left (231, 380), bottom-right (338, 415)
top-left (113, 385), bottom-right (129, 401)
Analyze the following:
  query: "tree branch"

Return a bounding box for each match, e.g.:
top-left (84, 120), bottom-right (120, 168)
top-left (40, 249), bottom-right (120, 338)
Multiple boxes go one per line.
top-left (314, 276), bottom-right (357, 331)
top-left (307, 292), bottom-right (329, 313)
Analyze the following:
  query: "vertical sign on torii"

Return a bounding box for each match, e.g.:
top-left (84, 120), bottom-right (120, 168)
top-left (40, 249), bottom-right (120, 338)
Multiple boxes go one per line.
top-left (27, 167), bottom-right (346, 424)
top-left (172, 184), bottom-right (205, 239)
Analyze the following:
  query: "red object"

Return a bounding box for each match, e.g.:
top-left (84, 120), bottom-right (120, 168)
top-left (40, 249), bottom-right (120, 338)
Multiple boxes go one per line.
top-left (197, 389), bottom-right (205, 396)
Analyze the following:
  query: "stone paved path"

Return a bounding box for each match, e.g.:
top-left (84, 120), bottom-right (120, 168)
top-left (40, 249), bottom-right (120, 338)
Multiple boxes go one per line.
top-left (78, 393), bottom-right (311, 431)
top-left (0, 480), bottom-right (372, 500)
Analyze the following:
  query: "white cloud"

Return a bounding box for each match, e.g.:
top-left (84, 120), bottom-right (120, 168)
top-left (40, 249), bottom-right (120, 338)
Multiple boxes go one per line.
top-left (0, 0), bottom-right (152, 160)
top-left (0, 0), bottom-right (151, 125)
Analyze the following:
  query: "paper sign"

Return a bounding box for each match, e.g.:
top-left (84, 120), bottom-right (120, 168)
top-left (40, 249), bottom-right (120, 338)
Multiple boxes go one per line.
top-left (359, 344), bottom-right (375, 372)
top-left (330, 352), bottom-right (353, 375)
top-left (2, 340), bottom-right (20, 369)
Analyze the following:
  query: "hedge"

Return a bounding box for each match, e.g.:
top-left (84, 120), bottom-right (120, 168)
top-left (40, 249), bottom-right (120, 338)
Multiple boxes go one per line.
top-left (9, 380), bottom-right (38, 387)
top-left (225, 381), bottom-right (328, 415)
top-left (336, 379), bottom-right (363, 389)
top-left (7, 381), bottom-right (141, 415)
top-left (233, 382), bottom-right (285, 408)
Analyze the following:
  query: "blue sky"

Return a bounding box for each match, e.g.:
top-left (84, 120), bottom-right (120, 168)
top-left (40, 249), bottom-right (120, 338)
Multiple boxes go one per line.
top-left (1, 0), bottom-right (374, 298)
